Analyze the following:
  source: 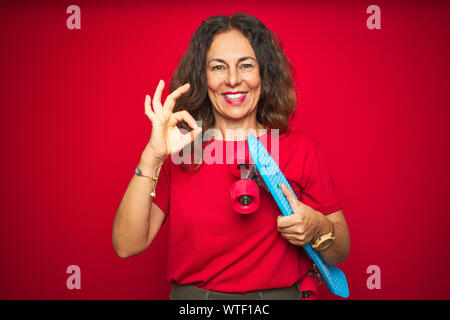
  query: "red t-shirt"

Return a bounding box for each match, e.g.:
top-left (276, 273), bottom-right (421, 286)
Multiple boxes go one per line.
top-left (153, 129), bottom-right (342, 293)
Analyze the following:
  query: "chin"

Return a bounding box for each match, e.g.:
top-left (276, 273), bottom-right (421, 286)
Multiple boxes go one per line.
top-left (224, 110), bottom-right (252, 121)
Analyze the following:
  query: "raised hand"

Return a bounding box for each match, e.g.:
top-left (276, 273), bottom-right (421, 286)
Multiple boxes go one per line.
top-left (144, 80), bottom-right (202, 162)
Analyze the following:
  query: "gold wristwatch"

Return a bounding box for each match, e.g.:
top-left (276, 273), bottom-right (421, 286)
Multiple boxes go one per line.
top-left (311, 221), bottom-right (335, 251)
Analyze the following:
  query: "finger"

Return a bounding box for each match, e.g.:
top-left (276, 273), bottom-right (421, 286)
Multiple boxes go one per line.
top-left (144, 95), bottom-right (156, 121)
top-left (277, 224), bottom-right (303, 234)
top-left (280, 232), bottom-right (306, 246)
top-left (183, 126), bottom-right (202, 146)
top-left (277, 214), bottom-right (297, 229)
top-left (283, 232), bottom-right (306, 243)
top-left (164, 83), bottom-right (191, 113)
top-left (169, 110), bottom-right (198, 130)
top-left (280, 183), bottom-right (298, 210)
top-left (169, 110), bottom-right (200, 146)
top-left (152, 80), bottom-right (165, 114)
top-left (280, 232), bottom-right (301, 242)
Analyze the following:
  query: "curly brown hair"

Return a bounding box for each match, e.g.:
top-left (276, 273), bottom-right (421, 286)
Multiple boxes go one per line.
top-left (169, 13), bottom-right (297, 169)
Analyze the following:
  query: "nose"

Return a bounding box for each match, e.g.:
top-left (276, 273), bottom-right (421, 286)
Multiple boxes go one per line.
top-left (225, 67), bottom-right (242, 87)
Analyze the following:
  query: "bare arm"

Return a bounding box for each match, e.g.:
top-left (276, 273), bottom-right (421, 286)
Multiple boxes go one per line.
top-left (112, 151), bottom-right (166, 258)
top-left (112, 80), bottom-right (201, 258)
top-left (312, 210), bottom-right (350, 265)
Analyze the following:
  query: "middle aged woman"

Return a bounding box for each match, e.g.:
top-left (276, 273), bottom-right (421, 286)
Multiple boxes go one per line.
top-left (112, 13), bottom-right (350, 300)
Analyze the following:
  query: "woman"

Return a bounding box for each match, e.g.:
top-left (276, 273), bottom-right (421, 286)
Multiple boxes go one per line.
top-left (112, 13), bottom-right (350, 300)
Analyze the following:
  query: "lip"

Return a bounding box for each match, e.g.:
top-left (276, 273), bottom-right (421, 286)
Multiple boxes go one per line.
top-left (222, 92), bottom-right (248, 105)
top-left (222, 91), bottom-right (247, 95)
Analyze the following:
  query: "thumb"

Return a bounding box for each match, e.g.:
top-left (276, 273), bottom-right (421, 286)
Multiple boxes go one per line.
top-left (190, 127), bottom-right (202, 141)
top-left (280, 183), bottom-right (299, 210)
top-left (181, 126), bottom-right (202, 147)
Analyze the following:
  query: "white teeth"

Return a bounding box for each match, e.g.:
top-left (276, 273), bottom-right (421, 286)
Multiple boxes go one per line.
top-left (223, 93), bottom-right (246, 100)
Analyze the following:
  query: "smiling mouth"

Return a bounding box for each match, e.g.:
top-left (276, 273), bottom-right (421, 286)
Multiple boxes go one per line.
top-left (222, 92), bottom-right (248, 105)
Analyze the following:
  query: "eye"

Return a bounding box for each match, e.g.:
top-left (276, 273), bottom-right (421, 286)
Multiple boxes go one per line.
top-left (240, 63), bottom-right (253, 70)
top-left (211, 65), bottom-right (225, 71)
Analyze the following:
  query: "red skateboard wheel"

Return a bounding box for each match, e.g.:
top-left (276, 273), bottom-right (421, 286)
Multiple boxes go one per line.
top-left (230, 179), bottom-right (260, 214)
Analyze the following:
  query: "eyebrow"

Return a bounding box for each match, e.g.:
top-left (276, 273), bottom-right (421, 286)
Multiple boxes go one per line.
top-left (207, 56), bottom-right (257, 66)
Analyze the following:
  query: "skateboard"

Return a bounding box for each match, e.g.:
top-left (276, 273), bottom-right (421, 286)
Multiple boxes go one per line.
top-left (246, 134), bottom-right (350, 298)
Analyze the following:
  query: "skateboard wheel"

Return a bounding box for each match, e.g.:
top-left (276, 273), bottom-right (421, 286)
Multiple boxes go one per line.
top-left (230, 179), bottom-right (260, 214)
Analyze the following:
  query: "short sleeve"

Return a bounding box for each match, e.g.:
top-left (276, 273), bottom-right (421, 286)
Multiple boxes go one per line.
top-left (152, 159), bottom-right (170, 216)
top-left (301, 144), bottom-right (342, 215)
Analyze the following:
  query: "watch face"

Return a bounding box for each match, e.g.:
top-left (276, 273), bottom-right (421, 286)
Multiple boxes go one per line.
top-left (318, 239), bottom-right (333, 251)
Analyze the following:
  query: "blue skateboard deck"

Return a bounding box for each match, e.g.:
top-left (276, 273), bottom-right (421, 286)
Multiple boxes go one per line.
top-left (247, 134), bottom-right (349, 298)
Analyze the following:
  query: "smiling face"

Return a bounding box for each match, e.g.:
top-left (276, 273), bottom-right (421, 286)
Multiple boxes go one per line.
top-left (206, 29), bottom-right (262, 125)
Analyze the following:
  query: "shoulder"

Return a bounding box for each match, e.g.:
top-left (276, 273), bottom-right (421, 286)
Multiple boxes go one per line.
top-left (281, 130), bottom-right (318, 146)
top-left (275, 129), bottom-right (320, 157)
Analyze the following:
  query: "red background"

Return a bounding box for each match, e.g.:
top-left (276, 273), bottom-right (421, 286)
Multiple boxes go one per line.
top-left (1, 0), bottom-right (449, 300)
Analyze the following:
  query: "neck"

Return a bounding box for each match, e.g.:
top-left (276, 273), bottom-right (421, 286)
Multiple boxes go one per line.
top-left (212, 116), bottom-right (266, 141)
